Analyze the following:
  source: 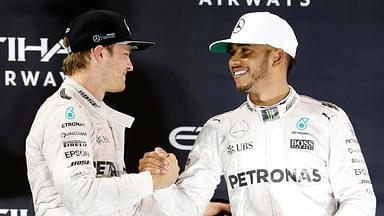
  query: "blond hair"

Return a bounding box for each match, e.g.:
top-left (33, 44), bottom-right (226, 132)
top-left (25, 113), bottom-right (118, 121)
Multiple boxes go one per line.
top-left (62, 37), bottom-right (114, 76)
top-left (62, 36), bottom-right (91, 76)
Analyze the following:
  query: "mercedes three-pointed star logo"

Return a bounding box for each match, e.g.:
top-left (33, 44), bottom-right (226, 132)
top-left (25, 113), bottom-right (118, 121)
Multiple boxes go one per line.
top-left (233, 18), bottom-right (245, 34)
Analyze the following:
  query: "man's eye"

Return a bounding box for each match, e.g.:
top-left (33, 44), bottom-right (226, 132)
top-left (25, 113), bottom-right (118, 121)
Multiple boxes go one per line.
top-left (229, 50), bottom-right (235, 56)
top-left (241, 47), bottom-right (251, 54)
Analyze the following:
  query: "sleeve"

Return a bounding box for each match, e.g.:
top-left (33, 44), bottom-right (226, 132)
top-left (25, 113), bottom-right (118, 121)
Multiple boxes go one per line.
top-left (328, 109), bottom-right (376, 216)
top-left (150, 120), bottom-right (224, 216)
top-left (43, 104), bottom-right (153, 215)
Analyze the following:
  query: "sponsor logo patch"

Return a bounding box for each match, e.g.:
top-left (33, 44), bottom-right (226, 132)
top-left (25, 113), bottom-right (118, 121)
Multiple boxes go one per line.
top-left (351, 158), bottom-right (365, 163)
top-left (68, 160), bottom-right (90, 168)
top-left (233, 18), bottom-right (245, 33)
top-left (261, 107), bottom-right (279, 121)
top-left (78, 90), bottom-right (99, 107)
top-left (345, 138), bottom-right (358, 144)
top-left (63, 140), bottom-right (87, 148)
top-left (65, 107), bottom-right (75, 120)
top-left (96, 135), bottom-right (109, 145)
top-left (355, 168), bottom-right (369, 176)
top-left (94, 161), bottom-right (118, 177)
top-left (61, 131), bottom-right (87, 138)
top-left (296, 117), bottom-right (309, 130)
top-left (227, 141), bottom-right (253, 155)
top-left (64, 150), bottom-right (90, 158)
top-left (228, 168), bottom-right (321, 189)
top-left (60, 88), bottom-right (72, 100)
top-left (290, 139), bottom-right (314, 150)
top-left (61, 122), bottom-right (85, 128)
top-left (348, 148), bottom-right (361, 154)
top-left (229, 120), bottom-right (249, 138)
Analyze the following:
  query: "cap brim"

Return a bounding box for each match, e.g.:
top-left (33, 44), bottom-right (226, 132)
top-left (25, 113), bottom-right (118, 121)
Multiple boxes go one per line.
top-left (209, 39), bottom-right (233, 53)
top-left (117, 40), bottom-right (155, 51)
top-left (209, 38), bottom-right (268, 53)
top-left (129, 41), bottom-right (155, 51)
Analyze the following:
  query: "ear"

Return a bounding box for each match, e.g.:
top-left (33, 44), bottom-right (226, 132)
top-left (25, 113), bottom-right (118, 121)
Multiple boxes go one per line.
top-left (271, 48), bottom-right (285, 66)
top-left (90, 45), bottom-right (104, 63)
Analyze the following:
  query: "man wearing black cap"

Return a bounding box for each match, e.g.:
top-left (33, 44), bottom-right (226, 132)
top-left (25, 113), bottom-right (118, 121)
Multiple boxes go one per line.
top-left (139, 12), bottom-right (376, 216)
top-left (26, 10), bottom-right (179, 216)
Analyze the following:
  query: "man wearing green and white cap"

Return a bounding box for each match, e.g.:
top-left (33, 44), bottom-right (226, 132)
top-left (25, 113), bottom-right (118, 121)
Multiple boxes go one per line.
top-left (140, 12), bottom-right (376, 216)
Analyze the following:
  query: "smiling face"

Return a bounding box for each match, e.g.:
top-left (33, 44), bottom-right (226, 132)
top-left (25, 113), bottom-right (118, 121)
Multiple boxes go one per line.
top-left (101, 44), bottom-right (134, 93)
top-left (228, 44), bottom-right (273, 93)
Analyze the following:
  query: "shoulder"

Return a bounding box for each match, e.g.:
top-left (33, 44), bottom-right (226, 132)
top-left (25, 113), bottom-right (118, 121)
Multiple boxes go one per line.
top-left (205, 102), bottom-right (248, 126)
top-left (298, 94), bottom-right (349, 120)
top-left (299, 95), bottom-right (339, 110)
top-left (35, 88), bottom-right (89, 125)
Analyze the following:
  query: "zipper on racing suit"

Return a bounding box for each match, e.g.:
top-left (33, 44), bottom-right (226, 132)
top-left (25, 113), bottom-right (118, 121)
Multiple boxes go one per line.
top-left (264, 119), bottom-right (277, 216)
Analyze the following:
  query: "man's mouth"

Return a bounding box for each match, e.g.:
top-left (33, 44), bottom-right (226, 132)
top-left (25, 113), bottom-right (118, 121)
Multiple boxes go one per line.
top-left (232, 68), bottom-right (248, 79)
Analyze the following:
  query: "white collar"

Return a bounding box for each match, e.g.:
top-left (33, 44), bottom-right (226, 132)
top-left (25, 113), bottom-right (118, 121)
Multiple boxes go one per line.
top-left (62, 77), bottom-right (135, 128)
top-left (246, 86), bottom-right (298, 122)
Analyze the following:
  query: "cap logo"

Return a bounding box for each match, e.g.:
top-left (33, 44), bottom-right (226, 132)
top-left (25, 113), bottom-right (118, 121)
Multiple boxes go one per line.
top-left (233, 18), bottom-right (245, 34)
top-left (93, 33), bottom-right (116, 43)
top-left (93, 35), bottom-right (101, 42)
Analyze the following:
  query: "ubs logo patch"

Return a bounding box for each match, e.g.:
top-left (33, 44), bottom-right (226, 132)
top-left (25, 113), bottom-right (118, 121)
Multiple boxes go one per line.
top-left (227, 141), bottom-right (253, 155)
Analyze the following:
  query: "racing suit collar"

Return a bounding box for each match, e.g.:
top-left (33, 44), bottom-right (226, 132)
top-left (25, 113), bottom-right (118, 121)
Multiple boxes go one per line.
top-left (64, 77), bottom-right (102, 107)
top-left (62, 77), bottom-right (135, 128)
top-left (246, 86), bottom-right (298, 122)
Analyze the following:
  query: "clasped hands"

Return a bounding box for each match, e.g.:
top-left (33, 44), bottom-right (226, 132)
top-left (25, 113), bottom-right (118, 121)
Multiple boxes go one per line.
top-left (138, 147), bottom-right (231, 216)
top-left (138, 147), bottom-right (179, 190)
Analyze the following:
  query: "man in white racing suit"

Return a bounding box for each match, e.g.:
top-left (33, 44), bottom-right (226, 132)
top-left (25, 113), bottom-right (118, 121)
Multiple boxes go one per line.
top-left (26, 10), bottom-right (179, 216)
top-left (140, 12), bottom-right (376, 215)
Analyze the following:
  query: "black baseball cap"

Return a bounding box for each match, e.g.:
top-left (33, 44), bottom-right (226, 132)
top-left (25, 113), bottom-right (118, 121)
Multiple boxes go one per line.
top-left (64, 9), bottom-right (155, 53)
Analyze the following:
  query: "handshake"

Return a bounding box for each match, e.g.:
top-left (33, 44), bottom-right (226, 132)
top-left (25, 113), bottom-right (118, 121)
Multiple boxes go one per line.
top-left (138, 147), bottom-right (231, 216)
top-left (138, 147), bottom-right (180, 190)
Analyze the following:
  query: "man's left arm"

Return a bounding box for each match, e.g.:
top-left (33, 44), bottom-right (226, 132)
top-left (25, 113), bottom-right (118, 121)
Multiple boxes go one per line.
top-left (328, 108), bottom-right (376, 216)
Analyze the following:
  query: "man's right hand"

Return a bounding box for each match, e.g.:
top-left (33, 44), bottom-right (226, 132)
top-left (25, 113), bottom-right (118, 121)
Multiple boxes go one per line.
top-left (139, 147), bottom-right (180, 190)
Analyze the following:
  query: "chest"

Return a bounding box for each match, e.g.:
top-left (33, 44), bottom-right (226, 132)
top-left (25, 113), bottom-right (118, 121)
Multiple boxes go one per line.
top-left (89, 119), bottom-right (120, 176)
top-left (219, 115), bottom-right (330, 174)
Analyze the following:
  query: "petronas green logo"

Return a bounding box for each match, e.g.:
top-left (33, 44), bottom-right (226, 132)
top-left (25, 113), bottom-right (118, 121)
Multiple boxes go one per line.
top-left (65, 107), bottom-right (75, 120)
top-left (296, 117), bottom-right (309, 130)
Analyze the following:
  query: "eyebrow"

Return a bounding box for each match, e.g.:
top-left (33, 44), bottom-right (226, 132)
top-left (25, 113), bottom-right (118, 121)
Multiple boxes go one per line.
top-left (228, 44), bottom-right (250, 51)
top-left (230, 44), bottom-right (250, 48)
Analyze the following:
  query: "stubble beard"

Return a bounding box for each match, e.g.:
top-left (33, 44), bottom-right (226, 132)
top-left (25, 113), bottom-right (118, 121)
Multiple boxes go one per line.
top-left (236, 53), bottom-right (269, 93)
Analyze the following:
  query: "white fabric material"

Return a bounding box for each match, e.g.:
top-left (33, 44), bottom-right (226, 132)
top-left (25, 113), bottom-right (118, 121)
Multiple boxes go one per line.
top-left (154, 87), bottom-right (376, 216)
top-left (209, 12), bottom-right (298, 57)
top-left (26, 78), bottom-right (153, 216)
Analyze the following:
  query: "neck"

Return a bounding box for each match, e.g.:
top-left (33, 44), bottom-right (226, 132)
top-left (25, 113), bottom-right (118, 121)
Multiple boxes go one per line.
top-left (248, 82), bottom-right (290, 106)
top-left (69, 70), bottom-right (105, 101)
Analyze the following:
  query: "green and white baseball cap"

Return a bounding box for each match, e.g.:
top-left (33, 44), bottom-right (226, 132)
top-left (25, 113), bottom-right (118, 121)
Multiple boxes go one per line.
top-left (209, 12), bottom-right (298, 58)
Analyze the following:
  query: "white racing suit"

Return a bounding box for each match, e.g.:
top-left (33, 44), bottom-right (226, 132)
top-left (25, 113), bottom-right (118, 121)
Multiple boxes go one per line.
top-left (26, 78), bottom-right (155, 216)
top-left (153, 87), bottom-right (376, 216)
